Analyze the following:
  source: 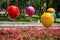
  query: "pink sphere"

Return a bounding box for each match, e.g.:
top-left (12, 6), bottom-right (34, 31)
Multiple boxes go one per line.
top-left (26, 6), bottom-right (35, 16)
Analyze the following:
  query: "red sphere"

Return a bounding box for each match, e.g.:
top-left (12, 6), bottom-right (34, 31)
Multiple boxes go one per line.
top-left (7, 5), bottom-right (20, 19)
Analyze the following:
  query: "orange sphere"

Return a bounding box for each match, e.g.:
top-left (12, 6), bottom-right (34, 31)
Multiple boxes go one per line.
top-left (47, 8), bottom-right (56, 13)
top-left (41, 12), bottom-right (54, 28)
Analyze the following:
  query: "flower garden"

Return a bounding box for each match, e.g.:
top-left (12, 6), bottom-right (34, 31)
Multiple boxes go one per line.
top-left (0, 28), bottom-right (60, 40)
top-left (0, 1), bottom-right (60, 40)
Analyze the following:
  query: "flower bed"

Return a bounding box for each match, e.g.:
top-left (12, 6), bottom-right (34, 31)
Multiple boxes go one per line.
top-left (0, 28), bottom-right (60, 40)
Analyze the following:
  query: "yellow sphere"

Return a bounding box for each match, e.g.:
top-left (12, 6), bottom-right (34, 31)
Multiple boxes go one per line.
top-left (41, 12), bottom-right (54, 28)
top-left (47, 8), bottom-right (56, 13)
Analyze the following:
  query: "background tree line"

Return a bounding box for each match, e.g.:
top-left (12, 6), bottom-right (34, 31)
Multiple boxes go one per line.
top-left (0, 0), bottom-right (60, 15)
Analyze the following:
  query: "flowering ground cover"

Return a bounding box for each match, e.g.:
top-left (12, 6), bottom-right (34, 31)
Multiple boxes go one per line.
top-left (0, 28), bottom-right (60, 40)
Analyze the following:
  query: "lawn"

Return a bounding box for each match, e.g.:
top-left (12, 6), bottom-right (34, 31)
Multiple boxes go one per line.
top-left (0, 14), bottom-right (40, 22)
top-left (56, 18), bottom-right (60, 23)
top-left (0, 14), bottom-right (60, 23)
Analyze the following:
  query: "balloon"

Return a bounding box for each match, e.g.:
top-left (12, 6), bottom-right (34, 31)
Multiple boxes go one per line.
top-left (41, 12), bottom-right (54, 28)
top-left (7, 5), bottom-right (20, 19)
top-left (26, 6), bottom-right (35, 17)
top-left (50, 13), bottom-right (56, 22)
top-left (47, 8), bottom-right (56, 13)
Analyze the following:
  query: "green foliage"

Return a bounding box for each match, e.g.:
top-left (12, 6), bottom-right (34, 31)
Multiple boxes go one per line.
top-left (0, 0), bottom-right (10, 9)
top-left (18, 0), bottom-right (28, 9)
top-left (9, 0), bottom-right (16, 5)
top-left (32, 0), bottom-right (41, 10)
top-left (49, 0), bottom-right (53, 7)
top-left (1, 2), bottom-right (7, 9)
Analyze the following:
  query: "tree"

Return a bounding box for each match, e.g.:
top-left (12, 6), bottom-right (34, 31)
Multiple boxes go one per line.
top-left (1, 2), bottom-right (7, 9)
top-left (46, 0), bottom-right (50, 9)
top-left (18, 0), bottom-right (28, 13)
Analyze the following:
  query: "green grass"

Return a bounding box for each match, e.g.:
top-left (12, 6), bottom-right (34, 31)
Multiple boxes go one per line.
top-left (0, 15), bottom-right (60, 23)
top-left (0, 16), bottom-right (10, 21)
top-left (0, 15), bottom-right (39, 22)
top-left (56, 18), bottom-right (60, 23)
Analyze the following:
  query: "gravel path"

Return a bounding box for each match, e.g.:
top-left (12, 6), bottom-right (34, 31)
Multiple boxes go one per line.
top-left (0, 21), bottom-right (60, 28)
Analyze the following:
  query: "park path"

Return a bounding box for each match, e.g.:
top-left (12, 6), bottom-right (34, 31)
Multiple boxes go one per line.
top-left (0, 21), bottom-right (60, 28)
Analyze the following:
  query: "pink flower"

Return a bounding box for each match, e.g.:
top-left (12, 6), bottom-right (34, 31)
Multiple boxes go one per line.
top-left (6, 28), bottom-right (16, 34)
top-left (5, 37), bottom-right (10, 40)
top-left (53, 34), bottom-right (57, 37)
top-left (37, 29), bottom-right (47, 36)
top-left (18, 38), bottom-right (23, 40)
top-left (0, 38), bottom-right (2, 40)
top-left (27, 30), bottom-right (33, 36)
top-left (15, 29), bottom-right (23, 35)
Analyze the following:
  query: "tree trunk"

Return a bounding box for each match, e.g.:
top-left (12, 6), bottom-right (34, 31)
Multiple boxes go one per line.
top-left (46, 0), bottom-right (50, 9)
top-left (39, 0), bottom-right (44, 16)
top-left (6, 0), bottom-right (8, 7)
top-left (15, 0), bottom-right (18, 6)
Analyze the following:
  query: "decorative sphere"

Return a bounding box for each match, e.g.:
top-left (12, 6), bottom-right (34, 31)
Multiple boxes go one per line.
top-left (47, 8), bottom-right (56, 13)
top-left (7, 5), bottom-right (20, 19)
top-left (41, 12), bottom-right (54, 28)
top-left (26, 6), bottom-right (35, 17)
